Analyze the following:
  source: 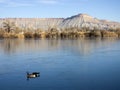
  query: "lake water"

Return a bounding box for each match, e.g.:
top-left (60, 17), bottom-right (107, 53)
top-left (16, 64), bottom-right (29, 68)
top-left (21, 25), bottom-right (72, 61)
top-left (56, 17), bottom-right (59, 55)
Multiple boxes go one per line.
top-left (0, 38), bottom-right (120, 90)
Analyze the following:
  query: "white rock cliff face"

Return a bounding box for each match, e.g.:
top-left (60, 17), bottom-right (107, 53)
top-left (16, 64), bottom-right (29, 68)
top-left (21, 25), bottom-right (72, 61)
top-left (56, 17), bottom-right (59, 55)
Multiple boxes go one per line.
top-left (0, 14), bottom-right (120, 30)
top-left (59, 14), bottom-right (120, 30)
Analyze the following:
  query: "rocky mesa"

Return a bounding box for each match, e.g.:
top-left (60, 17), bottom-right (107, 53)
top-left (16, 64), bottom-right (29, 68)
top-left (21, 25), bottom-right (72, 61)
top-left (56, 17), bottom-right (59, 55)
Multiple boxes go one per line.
top-left (0, 13), bottom-right (120, 30)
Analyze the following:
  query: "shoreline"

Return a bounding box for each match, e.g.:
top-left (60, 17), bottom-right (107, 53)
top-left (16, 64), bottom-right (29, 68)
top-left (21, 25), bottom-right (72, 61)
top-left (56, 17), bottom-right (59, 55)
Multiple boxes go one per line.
top-left (0, 29), bottom-right (120, 39)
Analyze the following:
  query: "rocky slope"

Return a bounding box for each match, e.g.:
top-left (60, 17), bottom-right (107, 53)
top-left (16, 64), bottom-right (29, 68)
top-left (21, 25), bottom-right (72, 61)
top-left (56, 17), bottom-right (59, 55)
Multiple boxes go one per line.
top-left (59, 14), bottom-right (120, 30)
top-left (0, 13), bottom-right (120, 30)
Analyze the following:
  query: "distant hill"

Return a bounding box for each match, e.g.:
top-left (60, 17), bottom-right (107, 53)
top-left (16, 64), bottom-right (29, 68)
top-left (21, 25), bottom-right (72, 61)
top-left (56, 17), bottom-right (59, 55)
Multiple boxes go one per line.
top-left (0, 13), bottom-right (120, 30)
top-left (59, 14), bottom-right (120, 30)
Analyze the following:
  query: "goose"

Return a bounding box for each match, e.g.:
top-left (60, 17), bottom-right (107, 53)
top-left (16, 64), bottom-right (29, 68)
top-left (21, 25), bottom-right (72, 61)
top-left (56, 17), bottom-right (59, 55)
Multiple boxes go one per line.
top-left (27, 72), bottom-right (40, 78)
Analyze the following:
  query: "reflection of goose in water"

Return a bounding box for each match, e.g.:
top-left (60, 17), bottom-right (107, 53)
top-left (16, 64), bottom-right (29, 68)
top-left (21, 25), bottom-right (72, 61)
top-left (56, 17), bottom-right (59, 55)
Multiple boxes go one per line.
top-left (27, 72), bottom-right (40, 79)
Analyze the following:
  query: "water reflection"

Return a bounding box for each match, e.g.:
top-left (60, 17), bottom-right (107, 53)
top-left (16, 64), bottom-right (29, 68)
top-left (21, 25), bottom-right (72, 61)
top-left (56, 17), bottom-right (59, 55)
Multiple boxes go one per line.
top-left (0, 38), bottom-right (119, 55)
top-left (0, 39), bottom-right (21, 54)
top-left (0, 38), bottom-right (120, 90)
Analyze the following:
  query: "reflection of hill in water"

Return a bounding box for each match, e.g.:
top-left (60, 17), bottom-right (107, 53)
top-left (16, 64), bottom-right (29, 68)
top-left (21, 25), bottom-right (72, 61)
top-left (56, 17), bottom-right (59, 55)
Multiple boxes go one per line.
top-left (0, 38), bottom-right (118, 55)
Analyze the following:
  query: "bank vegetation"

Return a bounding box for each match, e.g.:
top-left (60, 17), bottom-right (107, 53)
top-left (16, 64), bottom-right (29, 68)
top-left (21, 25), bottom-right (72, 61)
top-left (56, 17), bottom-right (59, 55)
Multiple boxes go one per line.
top-left (0, 21), bottom-right (120, 39)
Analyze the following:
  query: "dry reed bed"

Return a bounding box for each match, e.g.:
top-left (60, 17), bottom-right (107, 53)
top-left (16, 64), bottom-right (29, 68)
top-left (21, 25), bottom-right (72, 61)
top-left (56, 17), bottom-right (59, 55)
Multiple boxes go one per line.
top-left (0, 28), bottom-right (120, 39)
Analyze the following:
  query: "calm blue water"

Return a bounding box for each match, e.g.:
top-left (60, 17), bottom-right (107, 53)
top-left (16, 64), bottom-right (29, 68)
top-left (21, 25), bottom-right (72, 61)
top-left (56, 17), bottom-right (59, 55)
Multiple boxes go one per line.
top-left (0, 38), bottom-right (120, 90)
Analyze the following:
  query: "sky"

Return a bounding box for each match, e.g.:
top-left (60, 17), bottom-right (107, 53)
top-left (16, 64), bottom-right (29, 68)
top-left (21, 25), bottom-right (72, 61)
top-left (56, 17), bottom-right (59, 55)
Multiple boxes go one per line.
top-left (0, 0), bottom-right (120, 22)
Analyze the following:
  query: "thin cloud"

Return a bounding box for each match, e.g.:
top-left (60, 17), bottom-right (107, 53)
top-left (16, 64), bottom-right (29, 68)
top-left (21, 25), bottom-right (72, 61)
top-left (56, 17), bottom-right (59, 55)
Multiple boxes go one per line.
top-left (0, 0), bottom-right (9, 3)
top-left (0, 0), bottom-right (4, 3)
top-left (0, 0), bottom-right (63, 7)
top-left (0, 0), bottom-right (34, 7)
top-left (0, 0), bottom-right (87, 7)
top-left (38, 0), bottom-right (58, 4)
top-left (6, 2), bottom-right (34, 7)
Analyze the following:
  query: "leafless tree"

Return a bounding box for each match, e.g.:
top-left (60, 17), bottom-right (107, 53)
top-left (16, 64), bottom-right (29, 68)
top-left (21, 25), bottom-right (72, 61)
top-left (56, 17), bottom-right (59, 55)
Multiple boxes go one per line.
top-left (3, 20), bottom-right (16, 33)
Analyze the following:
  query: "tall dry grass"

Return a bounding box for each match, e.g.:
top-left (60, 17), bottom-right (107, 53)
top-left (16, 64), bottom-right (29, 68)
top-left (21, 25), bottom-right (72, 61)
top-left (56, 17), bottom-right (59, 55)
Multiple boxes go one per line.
top-left (0, 27), bottom-right (120, 39)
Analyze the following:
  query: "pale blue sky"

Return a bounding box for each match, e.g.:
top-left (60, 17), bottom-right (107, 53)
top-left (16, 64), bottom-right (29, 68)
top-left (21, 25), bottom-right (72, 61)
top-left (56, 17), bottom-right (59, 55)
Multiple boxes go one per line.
top-left (0, 0), bottom-right (120, 22)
